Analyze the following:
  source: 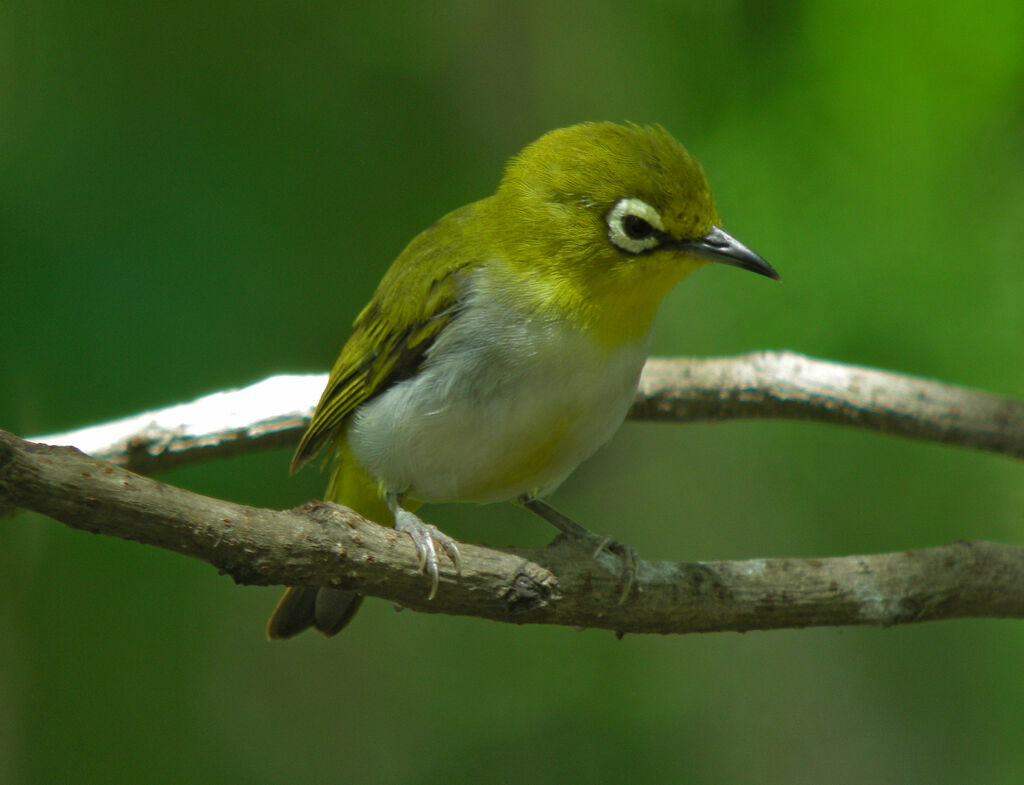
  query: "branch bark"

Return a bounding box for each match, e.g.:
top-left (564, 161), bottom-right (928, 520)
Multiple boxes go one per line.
top-left (32, 352), bottom-right (1024, 476)
top-left (3, 430), bottom-right (1023, 634)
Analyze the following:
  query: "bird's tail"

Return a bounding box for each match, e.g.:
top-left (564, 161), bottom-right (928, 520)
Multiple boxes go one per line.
top-left (266, 585), bottom-right (365, 639)
top-left (266, 438), bottom-right (396, 639)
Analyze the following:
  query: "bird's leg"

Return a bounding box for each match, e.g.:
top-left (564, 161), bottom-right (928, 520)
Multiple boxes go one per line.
top-left (386, 495), bottom-right (461, 601)
top-left (517, 495), bottom-right (637, 603)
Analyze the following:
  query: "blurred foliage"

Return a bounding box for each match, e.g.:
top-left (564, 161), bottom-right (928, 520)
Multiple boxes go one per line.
top-left (2, 2), bottom-right (1024, 783)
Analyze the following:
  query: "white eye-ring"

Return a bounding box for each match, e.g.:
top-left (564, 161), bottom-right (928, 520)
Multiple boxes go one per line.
top-left (606, 197), bottom-right (665, 254)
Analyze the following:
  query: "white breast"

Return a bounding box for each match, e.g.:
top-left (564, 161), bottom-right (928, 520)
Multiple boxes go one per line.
top-left (346, 268), bottom-right (649, 504)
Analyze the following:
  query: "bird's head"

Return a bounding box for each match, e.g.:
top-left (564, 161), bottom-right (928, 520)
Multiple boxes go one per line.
top-left (486, 122), bottom-right (778, 342)
top-left (499, 121), bottom-right (777, 280)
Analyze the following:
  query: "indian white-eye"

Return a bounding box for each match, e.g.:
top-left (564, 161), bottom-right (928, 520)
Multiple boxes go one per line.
top-left (268, 121), bottom-right (778, 638)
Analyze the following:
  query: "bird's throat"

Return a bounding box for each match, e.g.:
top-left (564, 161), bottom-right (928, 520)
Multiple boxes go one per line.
top-left (482, 253), bottom-right (700, 348)
top-left (583, 257), bottom-right (702, 347)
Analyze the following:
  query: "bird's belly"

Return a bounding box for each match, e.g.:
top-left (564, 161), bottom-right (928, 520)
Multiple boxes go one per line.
top-left (346, 312), bottom-right (649, 504)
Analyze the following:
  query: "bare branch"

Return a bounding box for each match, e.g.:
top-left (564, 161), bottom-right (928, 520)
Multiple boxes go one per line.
top-left (32, 352), bottom-right (1024, 475)
top-left (30, 374), bottom-right (325, 474)
top-left (635, 352), bottom-right (1024, 460)
top-left (3, 430), bottom-right (1022, 634)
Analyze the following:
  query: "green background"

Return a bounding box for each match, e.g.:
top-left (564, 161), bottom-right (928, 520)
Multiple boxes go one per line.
top-left (3, 2), bottom-right (1024, 783)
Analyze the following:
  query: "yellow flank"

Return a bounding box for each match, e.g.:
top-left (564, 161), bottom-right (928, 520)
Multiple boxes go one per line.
top-left (326, 437), bottom-right (401, 524)
top-left (450, 412), bottom-right (573, 503)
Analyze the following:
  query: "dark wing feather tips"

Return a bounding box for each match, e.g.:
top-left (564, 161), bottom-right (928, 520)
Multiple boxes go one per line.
top-left (290, 209), bottom-right (477, 474)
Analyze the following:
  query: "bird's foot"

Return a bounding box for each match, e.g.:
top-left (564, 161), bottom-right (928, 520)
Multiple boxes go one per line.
top-left (575, 530), bottom-right (638, 605)
top-left (393, 509), bottom-right (461, 600)
top-left (518, 496), bottom-right (637, 603)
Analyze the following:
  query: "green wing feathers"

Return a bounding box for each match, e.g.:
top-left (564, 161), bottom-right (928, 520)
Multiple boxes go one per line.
top-left (290, 206), bottom-right (482, 474)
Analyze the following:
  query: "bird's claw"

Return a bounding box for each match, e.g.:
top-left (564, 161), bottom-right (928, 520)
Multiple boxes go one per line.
top-left (394, 510), bottom-right (461, 600)
top-left (518, 497), bottom-right (638, 604)
top-left (568, 528), bottom-right (638, 604)
top-left (589, 536), bottom-right (638, 605)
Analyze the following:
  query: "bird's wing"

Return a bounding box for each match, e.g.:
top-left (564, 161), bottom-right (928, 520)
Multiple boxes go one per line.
top-left (290, 210), bottom-right (478, 473)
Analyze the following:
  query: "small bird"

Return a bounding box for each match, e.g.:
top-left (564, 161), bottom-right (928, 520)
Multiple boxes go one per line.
top-left (267, 122), bottom-right (778, 638)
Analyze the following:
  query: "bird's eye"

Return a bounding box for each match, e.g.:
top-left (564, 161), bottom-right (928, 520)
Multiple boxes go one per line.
top-left (622, 214), bottom-right (655, 241)
top-left (606, 197), bottom-right (665, 254)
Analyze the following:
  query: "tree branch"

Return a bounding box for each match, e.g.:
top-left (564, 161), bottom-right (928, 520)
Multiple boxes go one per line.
top-left (635, 352), bottom-right (1024, 460)
top-left (3, 430), bottom-right (1023, 634)
top-left (32, 352), bottom-right (1024, 476)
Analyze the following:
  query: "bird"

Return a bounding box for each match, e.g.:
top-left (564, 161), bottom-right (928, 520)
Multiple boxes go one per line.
top-left (266, 121), bottom-right (778, 639)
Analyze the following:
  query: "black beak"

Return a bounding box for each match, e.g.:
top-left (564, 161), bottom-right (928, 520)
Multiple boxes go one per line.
top-left (677, 226), bottom-right (779, 280)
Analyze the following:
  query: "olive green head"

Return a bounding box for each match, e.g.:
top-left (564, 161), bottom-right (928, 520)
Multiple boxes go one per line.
top-left (490, 122), bottom-right (777, 339)
top-left (501, 121), bottom-right (720, 241)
